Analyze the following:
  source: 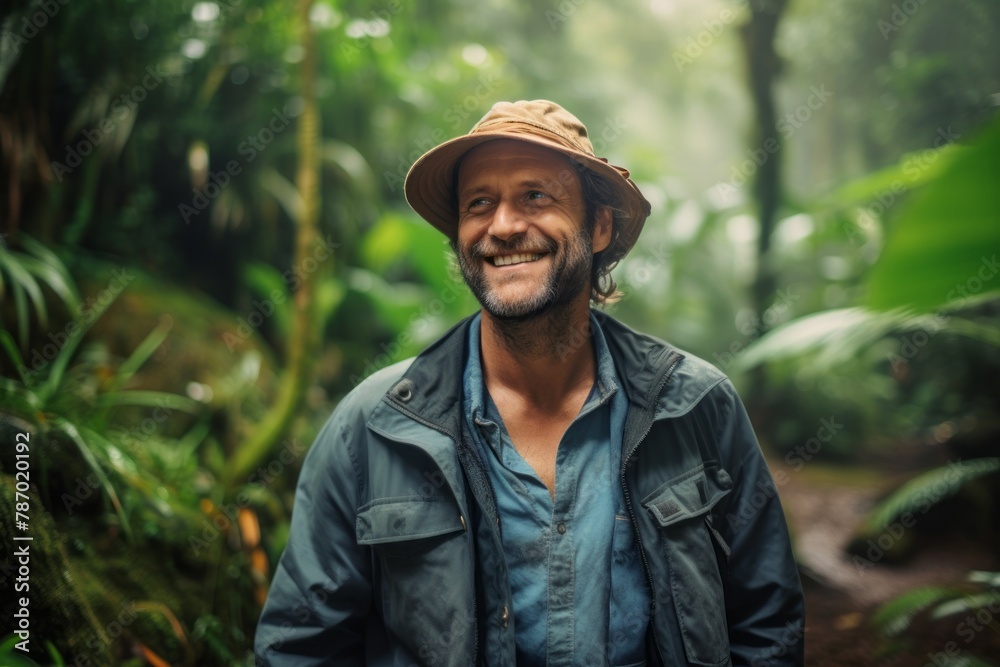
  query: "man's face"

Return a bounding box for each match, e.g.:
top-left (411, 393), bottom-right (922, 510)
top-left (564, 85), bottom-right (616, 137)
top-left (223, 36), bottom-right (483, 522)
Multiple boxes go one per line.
top-left (454, 140), bottom-right (610, 321)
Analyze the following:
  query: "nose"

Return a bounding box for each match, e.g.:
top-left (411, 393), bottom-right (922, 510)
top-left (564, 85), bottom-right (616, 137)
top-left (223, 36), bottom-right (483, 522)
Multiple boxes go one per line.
top-left (487, 199), bottom-right (529, 241)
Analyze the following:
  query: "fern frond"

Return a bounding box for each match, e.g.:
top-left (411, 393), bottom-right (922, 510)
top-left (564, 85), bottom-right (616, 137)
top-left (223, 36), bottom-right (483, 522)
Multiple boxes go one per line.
top-left (873, 586), bottom-right (962, 637)
top-left (863, 458), bottom-right (1000, 533)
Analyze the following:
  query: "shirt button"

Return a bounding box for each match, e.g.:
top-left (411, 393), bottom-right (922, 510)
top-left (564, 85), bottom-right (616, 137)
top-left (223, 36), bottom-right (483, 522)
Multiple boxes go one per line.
top-left (500, 605), bottom-right (509, 628)
top-left (556, 522), bottom-right (567, 534)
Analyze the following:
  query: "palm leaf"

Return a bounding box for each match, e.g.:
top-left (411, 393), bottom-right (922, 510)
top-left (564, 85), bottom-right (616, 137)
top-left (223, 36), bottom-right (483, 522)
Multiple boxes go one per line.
top-left (873, 585), bottom-right (962, 637)
top-left (863, 458), bottom-right (1000, 533)
top-left (733, 307), bottom-right (999, 374)
top-left (18, 234), bottom-right (82, 316)
top-left (933, 592), bottom-right (1000, 621)
top-left (0, 330), bottom-right (31, 386)
top-left (968, 571), bottom-right (1000, 587)
top-left (866, 117), bottom-right (1000, 312)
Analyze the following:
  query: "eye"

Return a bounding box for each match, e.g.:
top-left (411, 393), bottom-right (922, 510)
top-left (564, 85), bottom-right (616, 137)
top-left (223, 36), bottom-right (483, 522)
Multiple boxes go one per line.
top-left (464, 197), bottom-right (491, 211)
top-left (526, 190), bottom-right (549, 202)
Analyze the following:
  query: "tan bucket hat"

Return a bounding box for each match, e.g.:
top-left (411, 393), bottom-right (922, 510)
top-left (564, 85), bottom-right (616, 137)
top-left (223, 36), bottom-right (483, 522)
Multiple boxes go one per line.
top-left (404, 99), bottom-right (651, 263)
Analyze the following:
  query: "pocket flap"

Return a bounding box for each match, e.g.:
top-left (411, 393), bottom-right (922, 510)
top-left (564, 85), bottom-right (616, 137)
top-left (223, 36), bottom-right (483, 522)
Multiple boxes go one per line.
top-left (643, 465), bottom-right (733, 528)
top-left (356, 497), bottom-right (465, 545)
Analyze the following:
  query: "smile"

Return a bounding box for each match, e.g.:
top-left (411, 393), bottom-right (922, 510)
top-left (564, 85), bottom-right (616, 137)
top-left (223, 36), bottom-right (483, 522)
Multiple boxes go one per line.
top-left (489, 253), bottom-right (546, 267)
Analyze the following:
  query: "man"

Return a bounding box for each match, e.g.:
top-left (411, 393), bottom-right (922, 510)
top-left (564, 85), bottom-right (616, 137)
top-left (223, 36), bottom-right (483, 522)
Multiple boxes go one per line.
top-left (255, 100), bottom-right (804, 666)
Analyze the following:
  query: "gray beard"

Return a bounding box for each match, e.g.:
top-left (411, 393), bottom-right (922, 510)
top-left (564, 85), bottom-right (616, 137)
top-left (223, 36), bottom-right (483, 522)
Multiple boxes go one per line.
top-left (456, 231), bottom-right (594, 358)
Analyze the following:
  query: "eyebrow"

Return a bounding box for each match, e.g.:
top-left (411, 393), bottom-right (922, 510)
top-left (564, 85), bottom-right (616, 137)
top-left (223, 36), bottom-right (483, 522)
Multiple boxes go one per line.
top-left (458, 179), bottom-right (561, 201)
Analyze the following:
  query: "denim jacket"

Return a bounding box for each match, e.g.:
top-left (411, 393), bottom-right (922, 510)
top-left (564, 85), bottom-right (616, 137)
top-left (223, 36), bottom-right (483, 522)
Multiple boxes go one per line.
top-left (255, 311), bottom-right (805, 667)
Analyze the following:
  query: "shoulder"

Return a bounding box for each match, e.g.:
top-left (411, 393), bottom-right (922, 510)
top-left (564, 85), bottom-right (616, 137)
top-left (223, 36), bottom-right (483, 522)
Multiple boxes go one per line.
top-left (326, 357), bottom-right (416, 427)
top-left (662, 349), bottom-right (734, 418)
top-left (596, 312), bottom-right (732, 417)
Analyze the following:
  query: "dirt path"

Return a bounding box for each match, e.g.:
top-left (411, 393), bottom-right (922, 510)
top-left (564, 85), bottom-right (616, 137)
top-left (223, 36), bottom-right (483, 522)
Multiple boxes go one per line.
top-left (774, 462), bottom-right (1000, 666)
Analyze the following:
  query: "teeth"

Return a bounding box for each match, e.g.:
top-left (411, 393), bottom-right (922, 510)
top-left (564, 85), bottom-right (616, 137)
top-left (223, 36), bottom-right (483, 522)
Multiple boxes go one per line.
top-left (493, 253), bottom-right (543, 267)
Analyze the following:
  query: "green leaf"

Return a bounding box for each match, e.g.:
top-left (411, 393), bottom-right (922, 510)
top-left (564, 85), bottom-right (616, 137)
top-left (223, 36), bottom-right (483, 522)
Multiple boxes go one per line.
top-left (733, 307), bottom-right (999, 374)
top-left (45, 640), bottom-right (66, 667)
top-left (863, 458), bottom-right (1000, 533)
top-left (0, 329), bottom-right (30, 386)
top-left (37, 289), bottom-right (119, 404)
top-left (105, 316), bottom-right (175, 396)
top-left (244, 263), bottom-right (293, 339)
top-left (361, 213), bottom-right (454, 289)
top-left (1, 251), bottom-right (47, 330)
top-left (933, 592), bottom-right (1000, 620)
top-left (18, 254), bottom-right (78, 319)
top-left (95, 390), bottom-right (202, 414)
top-left (53, 418), bottom-right (134, 544)
top-left (872, 585), bottom-right (961, 637)
top-left (967, 571), bottom-right (1000, 587)
top-left (866, 117), bottom-right (1000, 312)
top-left (830, 143), bottom-right (960, 206)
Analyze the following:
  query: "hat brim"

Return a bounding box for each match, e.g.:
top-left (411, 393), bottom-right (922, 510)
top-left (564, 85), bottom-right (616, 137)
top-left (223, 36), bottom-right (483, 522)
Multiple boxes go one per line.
top-left (404, 131), bottom-right (650, 261)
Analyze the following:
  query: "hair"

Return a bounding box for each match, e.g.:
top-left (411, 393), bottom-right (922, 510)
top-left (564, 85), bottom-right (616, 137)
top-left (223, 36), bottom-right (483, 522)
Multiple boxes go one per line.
top-left (578, 166), bottom-right (628, 305)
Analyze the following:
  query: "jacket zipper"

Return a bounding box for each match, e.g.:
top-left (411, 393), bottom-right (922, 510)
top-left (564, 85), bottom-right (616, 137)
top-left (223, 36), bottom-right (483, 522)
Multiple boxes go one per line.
top-left (620, 354), bottom-right (681, 667)
top-left (386, 399), bottom-right (500, 666)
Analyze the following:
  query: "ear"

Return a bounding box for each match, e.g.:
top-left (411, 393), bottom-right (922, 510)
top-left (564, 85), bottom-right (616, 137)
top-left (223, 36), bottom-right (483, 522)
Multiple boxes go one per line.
top-left (591, 206), bottom-right (613, 254)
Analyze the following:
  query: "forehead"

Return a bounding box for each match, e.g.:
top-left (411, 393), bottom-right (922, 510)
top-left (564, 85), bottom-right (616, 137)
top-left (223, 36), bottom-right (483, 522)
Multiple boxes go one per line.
top-left (456, 139), bottom-right (580, 192)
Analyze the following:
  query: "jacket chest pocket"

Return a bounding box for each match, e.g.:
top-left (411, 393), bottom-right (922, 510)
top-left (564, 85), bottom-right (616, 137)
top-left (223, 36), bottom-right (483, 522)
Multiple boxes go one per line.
top-left (643, 464), bottom-right (733, 667)
top-left (356, 497), bottom-right (473, 665)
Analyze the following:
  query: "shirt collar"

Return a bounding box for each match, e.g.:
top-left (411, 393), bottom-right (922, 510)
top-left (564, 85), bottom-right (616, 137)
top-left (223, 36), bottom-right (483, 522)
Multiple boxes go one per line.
top-left (463, 310), bottom-right (620, 422)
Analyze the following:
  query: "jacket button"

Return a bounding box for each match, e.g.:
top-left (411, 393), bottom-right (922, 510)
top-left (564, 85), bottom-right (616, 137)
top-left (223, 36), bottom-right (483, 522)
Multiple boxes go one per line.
top-left (556, 522), bottom-right (567, 534)
top-left (394, 380), bottom-right (414, 402)
top-left (459, 515), bottom-right (466, 530)
top-left (500, 606), bottom-right (509, 628)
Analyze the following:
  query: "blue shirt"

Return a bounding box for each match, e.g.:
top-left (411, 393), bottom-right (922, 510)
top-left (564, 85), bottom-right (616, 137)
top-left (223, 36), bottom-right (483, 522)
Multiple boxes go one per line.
top-left (463, 313), bottom-right (650, 667)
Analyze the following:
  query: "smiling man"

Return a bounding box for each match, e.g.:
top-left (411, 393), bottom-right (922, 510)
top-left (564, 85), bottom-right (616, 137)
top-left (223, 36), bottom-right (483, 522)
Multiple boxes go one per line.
top-left (255, 100), bottom-right (805, 667)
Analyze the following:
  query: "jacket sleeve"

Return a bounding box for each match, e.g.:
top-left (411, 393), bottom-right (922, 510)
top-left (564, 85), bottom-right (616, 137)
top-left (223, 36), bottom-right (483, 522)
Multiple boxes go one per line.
top-left (254, 401), bottom-right (372, 666)
top-left (714, 380), bottom-right (805, 667)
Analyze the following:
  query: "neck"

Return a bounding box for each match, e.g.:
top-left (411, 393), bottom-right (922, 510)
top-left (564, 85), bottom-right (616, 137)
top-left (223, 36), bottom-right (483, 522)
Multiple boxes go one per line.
top-left (479, 297), bottom-right (597, 409)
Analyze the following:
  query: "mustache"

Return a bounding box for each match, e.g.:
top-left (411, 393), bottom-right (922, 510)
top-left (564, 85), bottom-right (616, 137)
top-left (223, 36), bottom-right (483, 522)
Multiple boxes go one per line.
top-left (469, 235), bottom-right (558, 259)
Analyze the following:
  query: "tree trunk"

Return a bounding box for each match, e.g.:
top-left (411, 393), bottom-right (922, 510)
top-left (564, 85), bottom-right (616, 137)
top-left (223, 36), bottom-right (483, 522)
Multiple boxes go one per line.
top-left (225, 0), bottom-right (322, 488)
top-left (740, 0), bottom-right (788, 421)
top-left (741, 0), bottom-right (788, 318)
